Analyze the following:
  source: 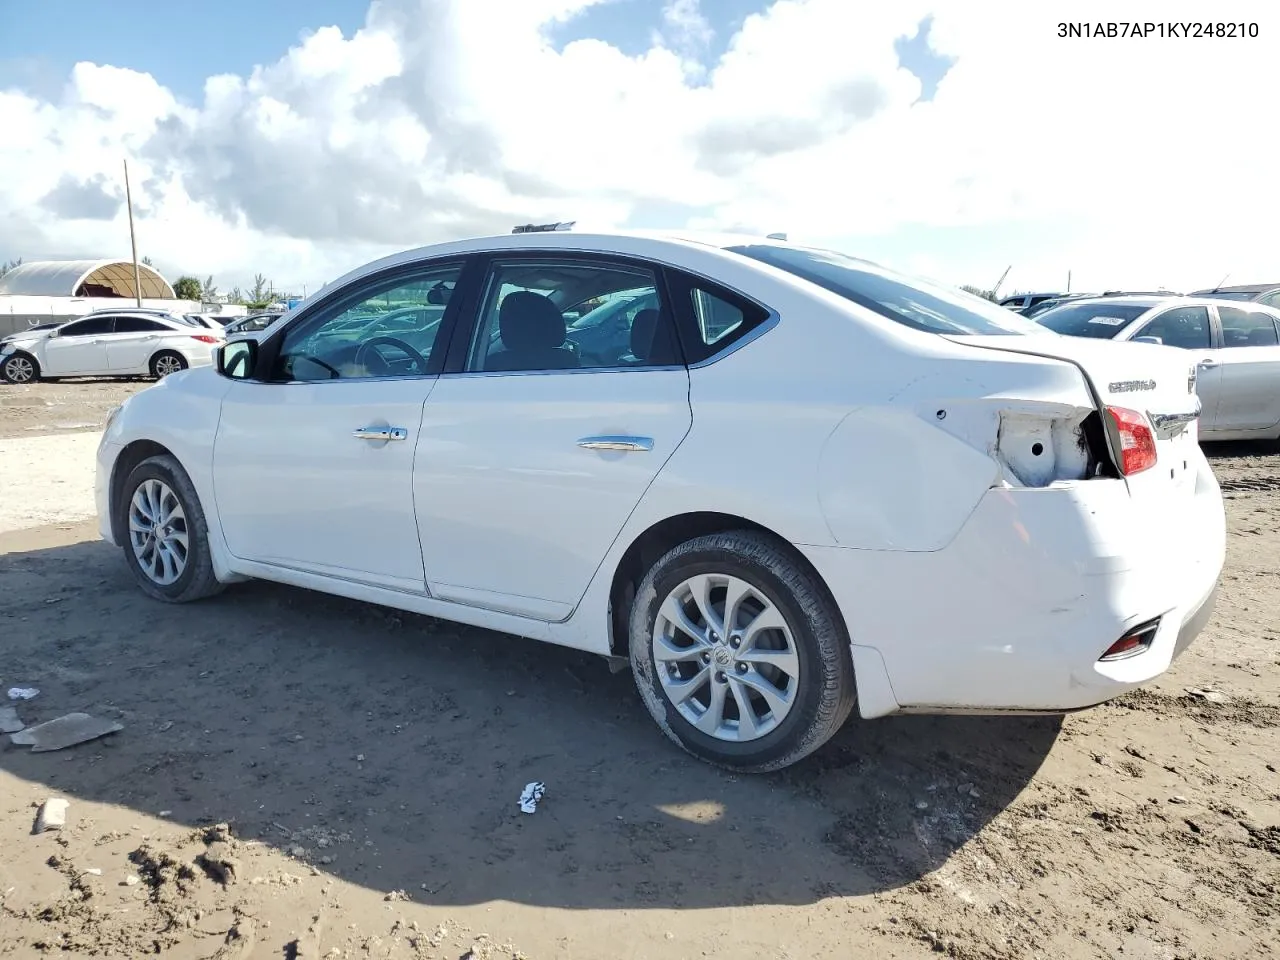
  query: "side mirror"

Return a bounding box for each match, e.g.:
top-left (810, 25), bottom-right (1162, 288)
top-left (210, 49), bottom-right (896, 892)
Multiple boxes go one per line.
top-left (46, 328), bottom-right (60, 338)
top-left (216, 338), bottom-right (259, 380)
top-left (1133, 335), bottom-right (1163, 345)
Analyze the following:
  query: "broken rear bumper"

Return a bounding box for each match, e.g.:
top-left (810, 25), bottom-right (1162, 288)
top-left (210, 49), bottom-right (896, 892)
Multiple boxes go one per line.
top-left (799, 450), bottom-right (1226, 717)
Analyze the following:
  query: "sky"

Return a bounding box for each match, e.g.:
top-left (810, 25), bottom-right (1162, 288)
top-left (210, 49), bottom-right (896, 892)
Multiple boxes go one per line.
top-left (0, 0), bottom-right (1276, 297)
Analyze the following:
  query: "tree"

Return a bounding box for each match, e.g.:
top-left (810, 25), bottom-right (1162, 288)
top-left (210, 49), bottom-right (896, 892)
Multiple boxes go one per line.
top-left (228, 286), bottom-right (244, 305)
top-left (960, 284), bottom-right (997, 302)
top-left (246, 273), bottom-right (273, 308)
top-left (173, 276), bottom-right (203, 301)
top-left (0, 257), bottom-right (21, 279)
top-left (141, 256), bottom-right (154, 267)
top-left (201, 275), bottom-right (219, 300)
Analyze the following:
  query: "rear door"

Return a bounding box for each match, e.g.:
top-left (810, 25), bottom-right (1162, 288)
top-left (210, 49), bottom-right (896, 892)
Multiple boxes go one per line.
top-left (1209, 305), bottom-right (1280, 433)
top-left (41, 316), bottom-right (115, 375)
top-left (106, 316), bottom-right (174, 371)
top-left (413, 252), bottom-right (693, 621)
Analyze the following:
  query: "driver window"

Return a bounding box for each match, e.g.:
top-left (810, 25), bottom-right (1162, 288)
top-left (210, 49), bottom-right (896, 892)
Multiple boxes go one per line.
top-left (1135, 306), bottom-right (1210, 349)
top-left (274, 265), bottom-right (462, 381)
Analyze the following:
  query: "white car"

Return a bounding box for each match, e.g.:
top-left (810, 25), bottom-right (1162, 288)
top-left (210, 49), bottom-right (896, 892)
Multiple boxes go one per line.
top-left (1035, 295), bottom-right (1280, 441)
top-left (94, 228), bottom-right (1226, 771)
top-left (1, 310), bottom-right (224, 383)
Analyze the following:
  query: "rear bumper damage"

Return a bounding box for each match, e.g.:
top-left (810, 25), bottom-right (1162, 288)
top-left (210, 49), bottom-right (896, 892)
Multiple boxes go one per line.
top-left (800, 448), bottom-right (1227, 718)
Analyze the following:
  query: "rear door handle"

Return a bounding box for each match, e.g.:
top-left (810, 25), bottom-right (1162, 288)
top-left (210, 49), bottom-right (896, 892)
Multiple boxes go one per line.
top-left (577, 435), bottom-right (653, 452)
top-left (1198, 358), bottom-right (1217, 367)
top-left (353, 426), bottom-right (408, 442)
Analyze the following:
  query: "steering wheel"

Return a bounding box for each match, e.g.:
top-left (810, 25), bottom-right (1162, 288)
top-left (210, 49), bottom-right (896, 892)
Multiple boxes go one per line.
top-left (354, 336), bottom-right (429, 376)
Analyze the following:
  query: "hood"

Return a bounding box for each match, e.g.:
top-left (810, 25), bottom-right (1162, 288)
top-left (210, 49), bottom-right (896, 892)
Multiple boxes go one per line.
top-left (0, 328), bottom-right (54, 346)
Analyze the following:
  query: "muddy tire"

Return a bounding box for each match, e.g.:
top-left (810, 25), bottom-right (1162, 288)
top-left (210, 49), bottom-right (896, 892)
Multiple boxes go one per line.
top-left (628, 530), bottom-right (856, 772)
top-left (0, 351), bottom-right (40, 384)
top-left (118, 454), bottom-right (225, 603)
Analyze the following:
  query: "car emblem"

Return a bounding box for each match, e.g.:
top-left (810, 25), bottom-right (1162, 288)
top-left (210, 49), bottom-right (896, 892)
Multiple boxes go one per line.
top-left (1108, 379), bottom-right (1157, 393)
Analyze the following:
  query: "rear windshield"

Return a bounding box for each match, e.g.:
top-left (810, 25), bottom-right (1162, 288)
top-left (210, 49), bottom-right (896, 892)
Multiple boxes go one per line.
top-left (726, 244), bottom-right (1045, 336)
top-left (1034, 302), bottom-right (1152, 338)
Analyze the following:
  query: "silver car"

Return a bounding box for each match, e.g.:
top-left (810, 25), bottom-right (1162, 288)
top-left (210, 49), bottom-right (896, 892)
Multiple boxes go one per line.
top-left (1035, 295), bottom-right (1280, 441)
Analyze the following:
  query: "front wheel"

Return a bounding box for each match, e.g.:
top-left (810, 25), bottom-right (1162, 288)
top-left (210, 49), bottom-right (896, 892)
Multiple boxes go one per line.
top-left (628, 530), bottom-right (856, 772)
top-left (118, 454), bottom-right (225, 603)
top-left (1, 352), bottom-right (40, 384)
top-left (150, 351), bottom-right (187, 379)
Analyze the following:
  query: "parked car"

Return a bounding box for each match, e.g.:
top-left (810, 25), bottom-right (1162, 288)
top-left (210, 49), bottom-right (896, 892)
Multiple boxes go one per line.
top-left (1188, 282), bottom-right (1280, 309)
top-left (0, 310), bottom-right (223, 383)
top-left (222, 313), bottom-right (281, 337)
top-left (998, 292), bottom-right (1063, 312)
top-left (1034, 295), bottom-right (1280, 441)
top-left (95, 229), bottom-right (1224, 771)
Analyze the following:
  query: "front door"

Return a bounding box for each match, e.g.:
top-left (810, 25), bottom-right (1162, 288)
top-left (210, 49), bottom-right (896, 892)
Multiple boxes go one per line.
top-left (414, 254), bottom-right (693, 621)
top-left (1210, 305), bottom-right (1280, 432)
top-left (211, 261), bottom-right (467, 593)
top-left (42, 315), bottom-right (115, 375)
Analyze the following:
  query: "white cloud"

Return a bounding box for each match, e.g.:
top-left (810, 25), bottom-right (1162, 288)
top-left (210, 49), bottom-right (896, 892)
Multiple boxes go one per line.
top-left (0, 0), bottom-right (1277, 294)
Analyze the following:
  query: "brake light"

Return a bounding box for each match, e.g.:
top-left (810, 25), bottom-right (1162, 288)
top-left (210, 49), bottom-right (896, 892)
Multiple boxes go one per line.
top-left (191, 334), bottom-right (221, 344)
top-left (1106, 406), bottom-right (1157, 475)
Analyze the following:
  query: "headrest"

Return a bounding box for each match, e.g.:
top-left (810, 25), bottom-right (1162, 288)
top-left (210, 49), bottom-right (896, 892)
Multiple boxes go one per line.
top-left (630, 309), bottom-right (660, 359)
top-left (498, 291), bottom-right (566, 351)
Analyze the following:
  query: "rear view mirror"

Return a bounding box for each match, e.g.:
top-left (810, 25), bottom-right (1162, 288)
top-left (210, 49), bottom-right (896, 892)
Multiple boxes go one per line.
top-left (1133, 336), bottom-right (1163, 345)
top-left (216, 338), bottom-right (259, 380)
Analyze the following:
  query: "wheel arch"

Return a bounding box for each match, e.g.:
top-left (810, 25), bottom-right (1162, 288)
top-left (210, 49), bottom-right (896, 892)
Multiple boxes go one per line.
top-left (605, 510), bottom-right (845, 657)
top-left (108, 439), bottom-right (177, 542)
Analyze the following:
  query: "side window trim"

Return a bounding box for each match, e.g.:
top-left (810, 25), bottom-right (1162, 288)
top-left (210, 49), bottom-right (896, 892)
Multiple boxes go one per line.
top-left (663, 268), bottom-right (777, 367)
top-left (439, 250), bottom-right (687, 376)
top-left (252, 256), bottom-right (482, 383)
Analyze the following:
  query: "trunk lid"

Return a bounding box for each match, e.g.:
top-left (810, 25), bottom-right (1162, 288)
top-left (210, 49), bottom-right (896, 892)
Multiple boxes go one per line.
top-left (943, 333), bottom-right (1202, 493)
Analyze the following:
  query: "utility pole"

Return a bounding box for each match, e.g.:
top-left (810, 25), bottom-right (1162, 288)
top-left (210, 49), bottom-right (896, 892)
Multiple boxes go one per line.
top-left (991, 265), bottom-right (1012, 299)
top-left (123, 159), bottom-right (142, 307)
top-left (1067, 270), bottom-right (1072, 293)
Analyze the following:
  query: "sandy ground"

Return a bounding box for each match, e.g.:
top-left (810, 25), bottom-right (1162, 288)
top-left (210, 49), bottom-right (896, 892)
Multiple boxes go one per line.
top-left (0, 379), bottom-right (1277, 960)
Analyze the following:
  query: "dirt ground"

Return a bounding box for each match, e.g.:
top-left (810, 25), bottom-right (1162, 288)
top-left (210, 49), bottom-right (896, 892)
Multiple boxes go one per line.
top-left (1, 378), bottom-right (1277, 960)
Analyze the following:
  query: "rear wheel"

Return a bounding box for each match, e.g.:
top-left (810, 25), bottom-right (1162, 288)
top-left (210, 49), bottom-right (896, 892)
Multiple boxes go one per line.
top-left (119, 454), bottom-right (225, 603)
top-left (1, 352), bottom-right (39, 384)
top-left (628, 530), bottom-right (856, 772)
top-left (150, 351), bottom-right (187, 379)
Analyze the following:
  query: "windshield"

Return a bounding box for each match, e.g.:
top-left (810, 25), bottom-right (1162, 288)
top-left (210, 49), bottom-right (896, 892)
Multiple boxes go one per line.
top-left (1034, 302), bottom-right (1152, 338)
top-left (727, 244), bottom-right (1046, 336)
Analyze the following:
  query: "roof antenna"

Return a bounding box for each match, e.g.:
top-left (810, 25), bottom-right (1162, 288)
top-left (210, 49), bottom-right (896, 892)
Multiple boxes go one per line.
top-left (1211, 271), bottom-right (1229, 293)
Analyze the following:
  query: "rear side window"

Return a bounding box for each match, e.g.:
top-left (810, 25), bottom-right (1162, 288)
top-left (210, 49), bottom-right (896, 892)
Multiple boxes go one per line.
top-left (1218, 306), bottom-right (1280, 347)
top-left (1035, 302), bottom-right (1152, 338)
top-left (663, 270), bottom-right (770, 363)
top-left (728, 244), bottom-right (1043, 336)
top-left (114, 317), bottom-right (170, 334)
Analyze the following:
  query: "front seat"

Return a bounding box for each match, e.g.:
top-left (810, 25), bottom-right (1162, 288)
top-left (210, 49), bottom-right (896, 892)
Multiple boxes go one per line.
top-left (485, 291), bottom-right (578, 371)
top-left (621, 308), bottom-right (680, 366)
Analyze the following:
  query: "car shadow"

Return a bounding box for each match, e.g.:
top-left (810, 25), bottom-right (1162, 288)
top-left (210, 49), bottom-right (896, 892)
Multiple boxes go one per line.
top-left (1202, 438), bottom-right (1280, 460)
top-left (0, 532), bottom-right (1061, 909)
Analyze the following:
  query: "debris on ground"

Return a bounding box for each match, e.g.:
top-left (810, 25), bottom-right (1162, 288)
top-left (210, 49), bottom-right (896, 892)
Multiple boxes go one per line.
top-left (518, 781), bottom-right (545, 814)
top-left (7, 687), bottom-right (38, 700)
top-left (33, 797), bottom-right (69, 833)
top-left (1186, 687), bottom-right (1228, 704)
top-left (9, 712), bottom-right (123, 751)
top-left (0, 704), bottom-right (24, 733)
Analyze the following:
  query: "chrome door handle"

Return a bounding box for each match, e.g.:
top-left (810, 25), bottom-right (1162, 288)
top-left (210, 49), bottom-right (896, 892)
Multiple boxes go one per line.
top-left (353, 426), bottom-right (408, 442)
top-left (1198, 358), bottom-right (1217, 367)
top-left (577, 435), bottom-right (653, 452)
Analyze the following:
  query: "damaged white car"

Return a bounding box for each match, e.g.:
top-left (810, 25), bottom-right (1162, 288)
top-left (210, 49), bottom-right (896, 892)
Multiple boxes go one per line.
top-left (95, 228), bottom-right (1226, 771)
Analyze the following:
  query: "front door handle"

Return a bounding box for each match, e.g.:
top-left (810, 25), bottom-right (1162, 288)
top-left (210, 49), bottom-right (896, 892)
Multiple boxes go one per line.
top-left (1198, 357), bottom-right (1217, 367)
top-left (577, 435), bottom-right (653, 452)
top-left (353, 426), bottom-right (408, 442)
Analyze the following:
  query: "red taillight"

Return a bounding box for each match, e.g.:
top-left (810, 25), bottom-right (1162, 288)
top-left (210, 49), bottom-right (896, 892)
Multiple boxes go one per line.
top-left (191, 334), bottom-right (221, 344)
top-left (1106, 406), bottom-right (1157, 475)
top-left (1100, 619), bottom-right (1160, 661)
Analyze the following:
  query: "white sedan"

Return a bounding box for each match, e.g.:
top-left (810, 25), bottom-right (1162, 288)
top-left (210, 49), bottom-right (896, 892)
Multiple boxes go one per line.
top-left (0, 310), bottom-right (223, 383)
top-left (1035, 295), bottom-right (1280, 441)
top-left (94, 228), bottom-right (1226, 771)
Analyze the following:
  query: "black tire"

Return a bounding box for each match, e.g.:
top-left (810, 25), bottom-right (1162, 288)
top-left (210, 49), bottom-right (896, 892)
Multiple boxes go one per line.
top-left (118, 454), bottom-right (225, 603)
top-left (0, 351), bottom-right (40, 384)
top-left (628, 530), bottom-right (856, 772)
top-left (150, 351), bottom-right (187, 379)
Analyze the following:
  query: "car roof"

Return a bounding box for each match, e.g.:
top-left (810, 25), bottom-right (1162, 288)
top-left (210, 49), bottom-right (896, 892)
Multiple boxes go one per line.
top-left (1189, 283), bottom-right (1280, 295)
